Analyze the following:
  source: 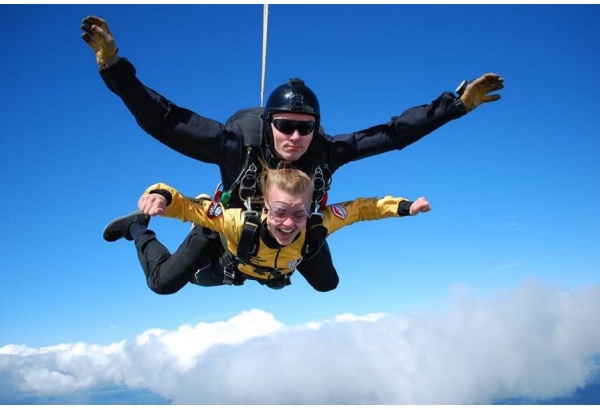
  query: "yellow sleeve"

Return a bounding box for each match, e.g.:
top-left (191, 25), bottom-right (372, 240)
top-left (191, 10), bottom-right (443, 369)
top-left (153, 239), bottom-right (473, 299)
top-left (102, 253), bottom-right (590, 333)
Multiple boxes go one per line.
top-left (144, 182), bottom-right (232, 235)
top-left (322, 196), bottom-right (408, 235)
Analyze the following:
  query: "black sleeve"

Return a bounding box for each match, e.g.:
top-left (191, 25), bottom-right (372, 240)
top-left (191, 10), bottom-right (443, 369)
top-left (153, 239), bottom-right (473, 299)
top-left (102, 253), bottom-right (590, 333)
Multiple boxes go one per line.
top-left (149, 189), bottom-right (173, 206)
top-left (324, 92), bottom-right (467, 173)
top-left (99, 58), bottom-right (243, 168)
top-left (398, 200), bottom-right (413, 216)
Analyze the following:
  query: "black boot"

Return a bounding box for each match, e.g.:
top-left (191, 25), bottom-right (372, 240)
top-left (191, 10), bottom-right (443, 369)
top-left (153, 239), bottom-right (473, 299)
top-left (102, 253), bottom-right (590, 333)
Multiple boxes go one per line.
top-left (103, 211), bottom-right (150, 242)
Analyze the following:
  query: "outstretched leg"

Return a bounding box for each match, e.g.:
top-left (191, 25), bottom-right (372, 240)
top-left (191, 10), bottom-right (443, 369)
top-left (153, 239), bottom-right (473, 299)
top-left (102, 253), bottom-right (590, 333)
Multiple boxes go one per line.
top-left (103, 212), bottom-right (225, 294)
top-left (134, 224), bottom-right (225, 294)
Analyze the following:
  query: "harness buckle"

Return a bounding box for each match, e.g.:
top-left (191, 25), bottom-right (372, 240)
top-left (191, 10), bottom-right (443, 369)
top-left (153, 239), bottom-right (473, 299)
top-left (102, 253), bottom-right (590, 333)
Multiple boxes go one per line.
top-left (239, 163), bottom-right (258, 201)
top-left (311, 165), bottom-right (331, 209)
top-left (223, 263), bottom-right (236, 285)
top-left (310, 202), bottom-right (324, 221)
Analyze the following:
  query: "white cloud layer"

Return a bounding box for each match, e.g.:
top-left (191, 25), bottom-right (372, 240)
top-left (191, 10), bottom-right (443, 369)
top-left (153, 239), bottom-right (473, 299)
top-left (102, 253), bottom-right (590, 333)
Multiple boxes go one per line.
top-left (1, 280), bottom-right (599, 404)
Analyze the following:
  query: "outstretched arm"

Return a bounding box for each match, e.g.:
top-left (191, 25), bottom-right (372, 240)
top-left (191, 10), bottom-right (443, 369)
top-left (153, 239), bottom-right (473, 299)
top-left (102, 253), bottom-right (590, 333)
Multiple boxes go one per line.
top-left (139, 183), bottom-right (230, 237)
top-left (324, 195), bottom-right (432, 234)
top-left (79, 16), bottom-right (240, 168)
top-left (325, 72), bottom-right (505, 172)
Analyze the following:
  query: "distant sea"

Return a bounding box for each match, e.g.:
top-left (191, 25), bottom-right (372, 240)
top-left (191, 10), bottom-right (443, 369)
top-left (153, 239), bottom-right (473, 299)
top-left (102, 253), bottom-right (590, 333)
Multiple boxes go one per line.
top-left (5, 381), bottom-right (600, 405)
top-left (495, 382), bottom-right (600, 405)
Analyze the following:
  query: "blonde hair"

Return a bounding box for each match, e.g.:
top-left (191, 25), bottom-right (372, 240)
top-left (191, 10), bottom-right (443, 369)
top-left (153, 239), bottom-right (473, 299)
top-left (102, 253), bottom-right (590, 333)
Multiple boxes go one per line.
top-left (260, 166), bottom-right (314, 205)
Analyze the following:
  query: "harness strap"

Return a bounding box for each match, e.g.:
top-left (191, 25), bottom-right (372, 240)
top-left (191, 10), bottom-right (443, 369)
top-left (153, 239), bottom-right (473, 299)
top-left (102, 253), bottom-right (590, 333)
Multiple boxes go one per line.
top-left (221, 253), bottom-right (237, 285)
top-left (237, 211), bottom-right (261, 262)
top-left (217, 210), bottom-right (326, 288)
top-left (218, 210), bottom-right (286, 286)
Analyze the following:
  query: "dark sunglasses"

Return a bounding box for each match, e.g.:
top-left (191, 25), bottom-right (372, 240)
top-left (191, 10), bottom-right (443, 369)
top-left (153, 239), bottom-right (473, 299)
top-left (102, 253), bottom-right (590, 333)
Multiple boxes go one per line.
top-left (271, 119), bottom-right (315, 136)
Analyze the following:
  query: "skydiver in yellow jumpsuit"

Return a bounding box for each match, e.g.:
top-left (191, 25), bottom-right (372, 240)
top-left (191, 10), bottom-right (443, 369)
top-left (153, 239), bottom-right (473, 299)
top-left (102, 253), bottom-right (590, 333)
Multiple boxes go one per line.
top-left (132, 166), bottom-right (431, 289)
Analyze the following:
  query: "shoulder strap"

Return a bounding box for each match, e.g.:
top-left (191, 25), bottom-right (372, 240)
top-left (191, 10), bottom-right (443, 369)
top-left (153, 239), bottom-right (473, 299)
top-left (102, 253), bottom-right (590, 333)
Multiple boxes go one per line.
top-left (236, 211), bottom-right (261, 263)
top-left (303, 132), bottom-right (332, 211)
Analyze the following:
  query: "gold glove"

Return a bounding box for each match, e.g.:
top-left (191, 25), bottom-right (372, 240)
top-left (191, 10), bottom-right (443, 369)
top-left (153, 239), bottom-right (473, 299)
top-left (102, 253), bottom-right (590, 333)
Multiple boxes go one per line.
top-left (81, 16), bottom-right (119, 69)
top-left (459, 73), bottom-right (504, 112)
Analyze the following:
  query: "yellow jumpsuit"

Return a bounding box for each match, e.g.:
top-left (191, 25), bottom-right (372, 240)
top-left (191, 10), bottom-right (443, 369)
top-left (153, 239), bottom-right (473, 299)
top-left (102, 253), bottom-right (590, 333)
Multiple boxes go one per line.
top-left (145, 183), bottom-right (411, 282)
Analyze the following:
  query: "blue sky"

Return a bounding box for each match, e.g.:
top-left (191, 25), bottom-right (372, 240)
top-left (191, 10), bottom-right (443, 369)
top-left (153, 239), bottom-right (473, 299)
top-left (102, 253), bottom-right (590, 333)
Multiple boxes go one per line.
top-left (1, 3), bottom-right (599, 405)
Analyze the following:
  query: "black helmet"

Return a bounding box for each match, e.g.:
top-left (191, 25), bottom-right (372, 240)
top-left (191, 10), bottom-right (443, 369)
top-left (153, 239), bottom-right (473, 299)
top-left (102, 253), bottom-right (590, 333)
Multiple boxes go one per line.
top-left (264, 78), bottom-right (320, 126)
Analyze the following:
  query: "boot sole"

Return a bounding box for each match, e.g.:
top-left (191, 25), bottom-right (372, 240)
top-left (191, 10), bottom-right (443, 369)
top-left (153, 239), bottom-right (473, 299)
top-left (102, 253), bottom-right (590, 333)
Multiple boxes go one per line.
top-left (102, 210), bottom-right (150, 242)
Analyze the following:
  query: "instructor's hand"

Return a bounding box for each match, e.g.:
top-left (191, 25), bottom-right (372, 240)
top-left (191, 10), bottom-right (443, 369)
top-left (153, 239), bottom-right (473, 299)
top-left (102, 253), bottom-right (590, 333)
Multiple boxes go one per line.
top-left (81, 16), bottom-right (119, 68)
top-left (460, 73), bottom-right (504, 112)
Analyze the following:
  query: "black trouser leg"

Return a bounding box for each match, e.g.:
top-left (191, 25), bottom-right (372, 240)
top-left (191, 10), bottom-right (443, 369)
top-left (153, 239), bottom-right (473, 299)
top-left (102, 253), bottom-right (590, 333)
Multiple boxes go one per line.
top-left (296, 241), bottom-right (339, 292)
top-left (134, 225), bottom-right (224, 294)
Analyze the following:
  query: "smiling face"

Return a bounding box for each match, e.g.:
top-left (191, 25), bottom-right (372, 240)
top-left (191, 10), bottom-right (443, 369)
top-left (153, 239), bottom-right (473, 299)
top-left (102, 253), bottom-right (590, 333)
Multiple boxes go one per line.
top-left (264, 187), bottom-right (311, 246)
top-left (269, 112), bottom-right (316, 164)
top-left (261, 168), bottom-right (313, 247)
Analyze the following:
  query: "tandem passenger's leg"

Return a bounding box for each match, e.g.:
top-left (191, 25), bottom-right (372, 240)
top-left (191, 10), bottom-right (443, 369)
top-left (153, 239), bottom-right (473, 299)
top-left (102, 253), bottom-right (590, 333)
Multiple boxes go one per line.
top-left (134, 224), bottom-right (226, 294)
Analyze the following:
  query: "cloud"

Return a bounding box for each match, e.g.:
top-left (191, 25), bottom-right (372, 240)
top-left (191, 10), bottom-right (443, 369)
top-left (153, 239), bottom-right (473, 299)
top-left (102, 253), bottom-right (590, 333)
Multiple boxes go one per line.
top-left (1, 280), bottom-right (599, 404)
